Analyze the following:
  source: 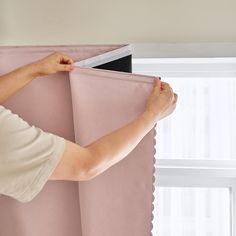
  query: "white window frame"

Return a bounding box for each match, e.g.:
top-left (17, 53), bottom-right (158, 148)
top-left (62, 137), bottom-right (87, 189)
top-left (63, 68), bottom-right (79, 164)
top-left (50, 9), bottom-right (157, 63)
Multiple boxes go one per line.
top-left (131, 43), bottom-right (236, 236)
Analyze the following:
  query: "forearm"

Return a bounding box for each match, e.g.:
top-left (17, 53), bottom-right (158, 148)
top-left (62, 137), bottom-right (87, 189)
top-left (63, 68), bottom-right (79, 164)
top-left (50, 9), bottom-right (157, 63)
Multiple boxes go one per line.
top-left (85, 111), bottom-right (157, 178)
top-left (0, 62), bottom-right (38, 104)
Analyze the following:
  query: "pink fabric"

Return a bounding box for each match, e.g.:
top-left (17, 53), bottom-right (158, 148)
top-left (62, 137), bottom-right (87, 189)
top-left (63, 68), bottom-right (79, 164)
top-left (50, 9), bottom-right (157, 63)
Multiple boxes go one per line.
top-left (0, 45), bottom-right (156, 236)
top-left (70, 67), bottom-right (156, 236)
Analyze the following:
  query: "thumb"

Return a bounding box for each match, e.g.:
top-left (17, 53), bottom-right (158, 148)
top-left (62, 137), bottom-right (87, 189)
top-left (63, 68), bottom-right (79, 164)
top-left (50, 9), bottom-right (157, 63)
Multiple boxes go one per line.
top-left (57, 64), bottom-right (74, 72)
top-left (153, 77), bottom-right (161, 92)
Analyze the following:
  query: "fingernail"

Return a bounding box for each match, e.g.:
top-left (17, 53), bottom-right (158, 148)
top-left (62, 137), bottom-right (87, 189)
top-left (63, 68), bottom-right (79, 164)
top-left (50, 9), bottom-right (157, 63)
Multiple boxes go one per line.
top-left (160, 83), bottom-right (164, 91)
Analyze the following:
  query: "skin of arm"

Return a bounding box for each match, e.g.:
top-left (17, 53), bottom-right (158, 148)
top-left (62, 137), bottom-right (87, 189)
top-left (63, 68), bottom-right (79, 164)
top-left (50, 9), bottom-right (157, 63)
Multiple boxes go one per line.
top-left (48, 76), bottom-right (177, 181)
top-left (0, 52), bottom-right (74, 104)
top-left (0, 51), bottom-right (177, 181)
top-left (81, 80), bottom-right (177, 180)
top-left (83, 110), bottom-right (157, 179)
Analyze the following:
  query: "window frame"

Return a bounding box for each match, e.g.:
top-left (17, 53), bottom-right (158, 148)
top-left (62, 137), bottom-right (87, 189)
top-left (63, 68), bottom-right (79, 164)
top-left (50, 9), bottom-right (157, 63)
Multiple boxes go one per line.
top-left (131, 43), bottom-right (236, 236)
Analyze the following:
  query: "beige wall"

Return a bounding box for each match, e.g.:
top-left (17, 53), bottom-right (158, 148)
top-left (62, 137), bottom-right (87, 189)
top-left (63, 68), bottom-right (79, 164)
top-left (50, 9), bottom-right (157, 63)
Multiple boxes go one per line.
top-left (1, 0), bottom-right (236, 46)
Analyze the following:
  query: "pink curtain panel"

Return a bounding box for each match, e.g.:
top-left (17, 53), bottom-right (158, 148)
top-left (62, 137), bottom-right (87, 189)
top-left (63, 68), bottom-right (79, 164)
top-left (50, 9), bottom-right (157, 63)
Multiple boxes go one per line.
top-left (0, 45), bottom-right (157, 236)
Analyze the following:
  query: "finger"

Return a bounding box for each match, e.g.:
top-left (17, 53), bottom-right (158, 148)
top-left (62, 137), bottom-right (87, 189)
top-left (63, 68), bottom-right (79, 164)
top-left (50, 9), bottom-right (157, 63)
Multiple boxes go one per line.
top-left (172, 102), bottom-right (177, 111)
top-left (160, 81), bottom-right (169, 87)
top-left (160, 82), bottom-right (164, 91)
top-left (58, 53), bottom-right (74, 64)
top-left (61, 56), bottom-right (74, 65)
top-left (161, 82), bottom-right (170, 92)
top-left (163, 82), bottom-right (174, 95)
top-left (172, 93), bottom-right (178, 104)
top-left (162, 83), bottom-right (174, 101)
top-left (153, 78), bottom-right (161, 92)
top-left (174, 93), bottom-right (178, 101)
top-left (57, 64), bottom-right (74, 72)
top-left (173, 93), bottom-right (176, 100)
top-left (154, 77), bottom-right (161, 87)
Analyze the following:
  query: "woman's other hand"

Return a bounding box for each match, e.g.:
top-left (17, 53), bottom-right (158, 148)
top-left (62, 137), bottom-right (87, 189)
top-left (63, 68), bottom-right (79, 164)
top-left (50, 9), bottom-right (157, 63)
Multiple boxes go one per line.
top-left (144, 78), bottom-right (178, 122)
top-left (32, 52), bottom-right (75, 77)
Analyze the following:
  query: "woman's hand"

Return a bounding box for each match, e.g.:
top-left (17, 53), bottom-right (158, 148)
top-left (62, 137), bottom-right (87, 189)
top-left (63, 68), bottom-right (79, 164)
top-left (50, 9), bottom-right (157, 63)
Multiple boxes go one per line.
top-left (144, 78), bottom-right (178, 122)
top-left (32, 52), bottom-right (75, 77)
top-left (0, 52), bottom-right (75, 104)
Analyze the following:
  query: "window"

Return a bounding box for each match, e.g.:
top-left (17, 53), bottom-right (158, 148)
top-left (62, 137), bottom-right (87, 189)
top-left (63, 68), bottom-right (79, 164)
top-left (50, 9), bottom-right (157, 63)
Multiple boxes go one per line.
top-left (154, 187), bottom-right (230, 236)
top-left (133, 57), bottom-right (236, 236)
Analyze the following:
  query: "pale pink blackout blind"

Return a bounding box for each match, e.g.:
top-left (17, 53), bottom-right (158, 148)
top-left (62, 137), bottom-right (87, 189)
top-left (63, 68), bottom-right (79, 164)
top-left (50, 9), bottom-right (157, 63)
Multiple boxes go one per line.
top-left (0, 45), bottom-right (157, 236)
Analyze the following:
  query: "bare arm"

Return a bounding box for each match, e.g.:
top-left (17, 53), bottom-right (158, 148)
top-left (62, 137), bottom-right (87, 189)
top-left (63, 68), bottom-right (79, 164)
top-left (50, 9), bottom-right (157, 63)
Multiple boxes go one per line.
top-left (50, 110), bottom-right (157, 181)
top-left (0, 63), bottom-right (38, 104)
top-left (50, 79), bottom-right (177, 181)
top-left (0, 52), bottom-right (74, 104)
top-left (84, 79), bottom-right (177, 179)
top-left (84, 110), bottom-right (157, 178)
top-left (1, 54), bottom-right (177, 182)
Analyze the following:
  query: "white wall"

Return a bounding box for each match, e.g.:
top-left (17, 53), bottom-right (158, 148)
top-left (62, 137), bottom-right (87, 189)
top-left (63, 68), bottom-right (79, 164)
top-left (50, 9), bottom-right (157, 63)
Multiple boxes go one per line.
top-left (0, 0), bottom-right (236, 46)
